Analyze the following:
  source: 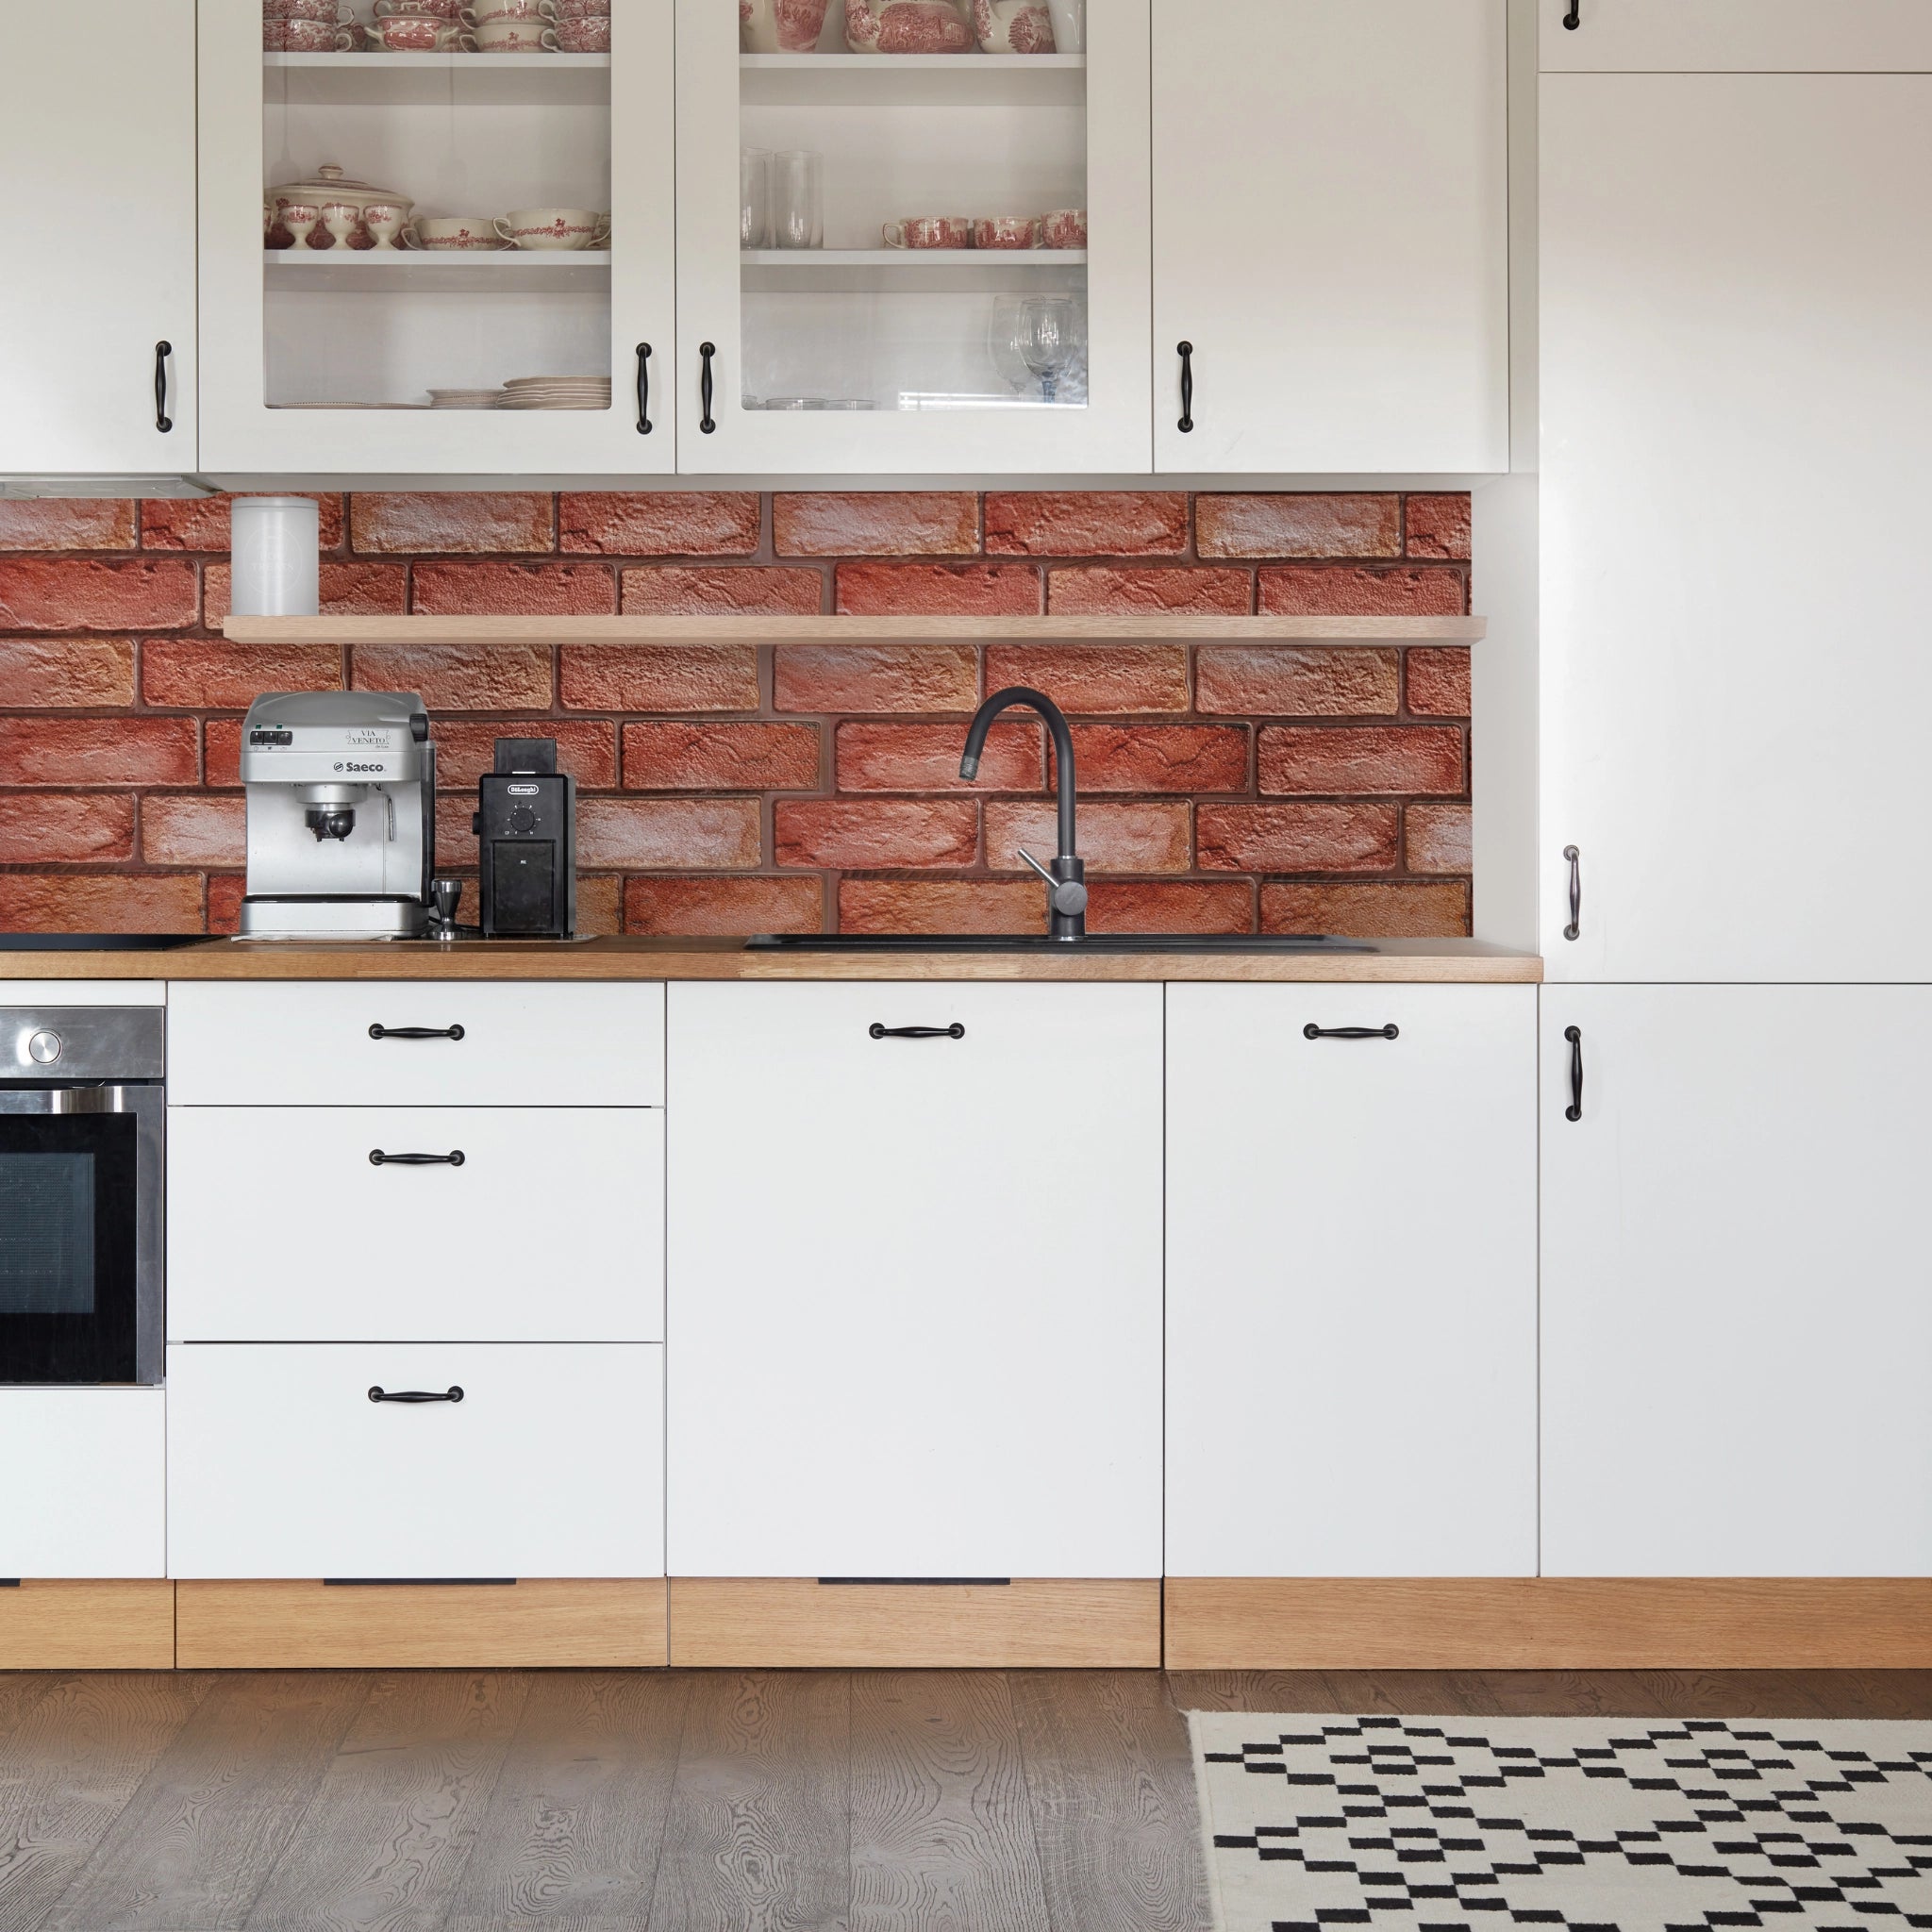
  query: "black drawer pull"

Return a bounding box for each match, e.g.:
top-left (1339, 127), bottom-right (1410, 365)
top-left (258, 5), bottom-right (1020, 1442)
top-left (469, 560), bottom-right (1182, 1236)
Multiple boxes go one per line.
top-left (1304, 1024), bottom-right (1399, 1041)
top-left (698, 340), bottom-right (716, 434)
top-left (635, 341), bottom-right (653, 434)
top-left (368, 1024), bottom-right (465, 1041)
top-left (153, 341), bottom-right (174, 432)
top-left (1176, 340), bottom-right (1194, 433)
top-left (1562, 1), bottom-right (1581, 27)
top-left (368, 1386), bottom-right (464, 1404)
top-left (369, 1149), bottom-right (465, 1167)
top-left (870, 1023), bottom-right (965, 1041)
top-left (1564, 1024), bottom-right (1584, 1121)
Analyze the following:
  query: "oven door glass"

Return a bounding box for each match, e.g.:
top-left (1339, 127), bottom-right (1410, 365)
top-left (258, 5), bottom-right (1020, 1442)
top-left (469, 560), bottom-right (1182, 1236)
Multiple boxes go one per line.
top-left (0, 1111), bottom-right (138, 1383)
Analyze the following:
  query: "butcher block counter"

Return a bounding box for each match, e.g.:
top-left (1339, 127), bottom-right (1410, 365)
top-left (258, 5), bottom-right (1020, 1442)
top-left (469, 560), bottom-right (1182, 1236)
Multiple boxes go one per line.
top-left (1, 936), bottom-right (1540, 983)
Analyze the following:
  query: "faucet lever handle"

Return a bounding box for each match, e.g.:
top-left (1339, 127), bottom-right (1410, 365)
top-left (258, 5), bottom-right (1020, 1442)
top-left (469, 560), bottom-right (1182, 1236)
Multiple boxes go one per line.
top-left (1017, 848), bottom-right (1090, 918)
top-left (1015, 846), bottom-right (1057, 888)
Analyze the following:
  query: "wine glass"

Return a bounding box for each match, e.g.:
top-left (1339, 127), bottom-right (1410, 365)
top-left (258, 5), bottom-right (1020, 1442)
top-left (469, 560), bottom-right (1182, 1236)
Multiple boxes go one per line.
top-left (1013, 294), bottom-right (1077, 405)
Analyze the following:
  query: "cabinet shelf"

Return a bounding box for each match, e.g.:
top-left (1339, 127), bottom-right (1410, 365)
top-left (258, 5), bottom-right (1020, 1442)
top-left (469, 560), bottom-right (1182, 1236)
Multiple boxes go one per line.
top-left (741, 51), bottom-right (1084, 108)
top-left (262, 50), bottom-right (610, 106)
top-left (740, 246), bottom-right (1085, 292)
top-left (264, 248), bottom-right (611, 291)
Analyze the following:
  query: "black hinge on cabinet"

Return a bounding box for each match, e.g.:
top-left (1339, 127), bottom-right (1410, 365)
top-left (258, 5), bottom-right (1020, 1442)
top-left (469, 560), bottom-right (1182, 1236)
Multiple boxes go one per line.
top-left (817, 1577), bottom-right (1011, 1587)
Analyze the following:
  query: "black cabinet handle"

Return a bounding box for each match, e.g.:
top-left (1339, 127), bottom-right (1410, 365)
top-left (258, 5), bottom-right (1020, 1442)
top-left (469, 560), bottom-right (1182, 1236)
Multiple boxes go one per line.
top-left (635, 342), bottom-right (653, 434)
top-left (698, 341), bottom-right (716, 434)
top-left (369, 1149), bottom-right (465, 1167)
top-left (1562, 845), bottom-right (1581, 941)
top-left (368, 1386), bottom-right (464, 1404)
top-left (1304, 1024), bottom-right (1399, 1041)
top-left (368, 1024), bottom-right (466, 1041)
top-left (1176, 341), bottom-right (1194, 434)
top-left (870, 1023), bottom-right (965, 1041)
top-left (153, 341), bottom-right (174, 433)
top-left (1564, 1024), bottom-right (1584, 1121)
top-left (1562, 1), bottom-right (1581, 27)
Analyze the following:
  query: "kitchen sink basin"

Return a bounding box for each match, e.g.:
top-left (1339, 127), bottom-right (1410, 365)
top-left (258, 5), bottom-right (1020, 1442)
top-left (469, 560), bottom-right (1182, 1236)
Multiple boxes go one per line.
top-left (743, 933), bottom-right (1375, 954)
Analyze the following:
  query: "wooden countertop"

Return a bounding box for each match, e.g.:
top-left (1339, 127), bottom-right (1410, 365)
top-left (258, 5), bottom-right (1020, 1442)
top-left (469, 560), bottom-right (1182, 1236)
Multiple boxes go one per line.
top-left (1, 937), bottom-right (1541, 983)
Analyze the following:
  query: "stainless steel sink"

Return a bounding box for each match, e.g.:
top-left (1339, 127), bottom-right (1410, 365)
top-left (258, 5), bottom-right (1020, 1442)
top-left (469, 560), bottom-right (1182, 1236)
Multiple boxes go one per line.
top-left (742, 933), bottom-right (1375, 954)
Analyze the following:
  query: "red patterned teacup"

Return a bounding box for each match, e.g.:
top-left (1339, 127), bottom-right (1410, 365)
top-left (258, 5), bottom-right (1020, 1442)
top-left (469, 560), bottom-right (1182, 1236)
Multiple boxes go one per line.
top-left (973, 216), bottom-right (1034, 250)
top-left (375, 0), bottom-right (465, 14)
top-left (266, 0), bottom-right (350, 18)
top-left (555, 14), bottom-right (608, 47)
top-left (881, 215), bottom-right (974, 250)
top-left (467, 13), bottom-right (558, 47)
top-left (405, 216), bottom-right (503, 250)
top-left (494, 207), bottom-right (609, 250)
top-left (553, 0), bottom-right (609, 14)
top-left (368, 10), bottom-right (470, 47)
top-left (1034, 207), bottom-right (1086, 249)
top-left (281, 17), bottom-right (355, 49)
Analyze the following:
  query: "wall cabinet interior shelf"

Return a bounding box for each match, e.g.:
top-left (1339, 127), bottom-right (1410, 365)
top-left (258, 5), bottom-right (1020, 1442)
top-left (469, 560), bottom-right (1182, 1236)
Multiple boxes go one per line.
top-left (740, 52), bottom-right (1086, 108)
top-left (263, 249), bottom-right (612, 291)
top-left (263, 51), bottom-right (611, 106)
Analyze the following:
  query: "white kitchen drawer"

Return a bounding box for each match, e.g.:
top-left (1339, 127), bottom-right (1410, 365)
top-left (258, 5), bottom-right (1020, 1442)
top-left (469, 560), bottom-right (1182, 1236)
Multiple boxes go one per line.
top-left (166, 982), bottom-right (664, 1108)
top-left (168, 1108), bottom-right (662, 1341)
top-left (166, 1342), bottom-right (662, 1579)
top-left (0, 1389), bottom-right (166, 1578)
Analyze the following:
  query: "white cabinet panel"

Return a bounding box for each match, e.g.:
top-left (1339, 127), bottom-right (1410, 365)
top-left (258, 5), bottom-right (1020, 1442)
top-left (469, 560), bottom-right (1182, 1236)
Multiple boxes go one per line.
top-left (169, 1108), bottom-right (662, 1341)
top-left (0, 1391), bottom-right (165, 1579)
top-left (1166, 986), bottom-right (1538, 1578)
top-left (666, 982), bottom-right (1162, 1579)
top-left (1153, 0), bottom-right (1508, 475)
top-left (1541, 987), bottom-right (1932, 1577)
top-left (1541, 1), bottom-right (1932, 73)
top-left (167, 1342), bottom-right (662, 1577)
top-left (1541, 74), bottom-right (1932, 978)
top-left (0, 0), bottom-right (196, 474)
top-left (166, 981), bottom-right (664, 1106)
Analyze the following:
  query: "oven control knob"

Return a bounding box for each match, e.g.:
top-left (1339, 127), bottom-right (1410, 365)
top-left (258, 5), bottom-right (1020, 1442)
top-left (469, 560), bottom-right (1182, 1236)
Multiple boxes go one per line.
top-left (26, 1029), bottom-right (62, 1065)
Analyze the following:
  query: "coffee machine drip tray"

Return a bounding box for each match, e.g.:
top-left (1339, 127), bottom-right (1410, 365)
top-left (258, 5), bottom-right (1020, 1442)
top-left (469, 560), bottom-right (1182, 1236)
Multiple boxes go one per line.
top-left (238, 896), bottom-right (430, 940)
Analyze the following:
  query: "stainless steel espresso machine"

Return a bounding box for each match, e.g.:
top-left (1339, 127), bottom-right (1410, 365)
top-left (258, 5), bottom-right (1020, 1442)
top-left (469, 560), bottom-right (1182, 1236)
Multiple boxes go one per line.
top-left (238, 691), bottom-right (436, 939)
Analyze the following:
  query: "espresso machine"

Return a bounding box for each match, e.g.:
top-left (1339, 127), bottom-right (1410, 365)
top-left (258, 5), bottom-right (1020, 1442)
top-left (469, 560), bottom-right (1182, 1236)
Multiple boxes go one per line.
top-left (238, 691), bottom-right (436, 939)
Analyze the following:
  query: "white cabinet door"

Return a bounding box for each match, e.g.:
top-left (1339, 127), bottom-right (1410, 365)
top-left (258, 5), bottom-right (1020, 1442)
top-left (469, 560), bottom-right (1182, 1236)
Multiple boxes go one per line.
top-left (673, 0), bottom-right (1152, 475)
top-left (166, 981), bottom-right (665, 1106)
top-left (0, 1), bottom-right (196, 475)
top-left (1541, 75), bottom-right (1932, 978)
top-left (198, 0), bottom-right (675, 474)
top-left (1167, 986), bottom-right (1538, 1578)
top-left (168, 1108), bottom-right (662, 1341)
top-left (1541, 987), bottom-right (1932, 1577)
top-left (1153, 0), bottom-right (1508, 475)
top-left (0, 1391), bottom-right (165, 1578)
top-left (1541, 1), bottom-right (1932, 73)
top-left (666, 983), bottom-right (1162, 1579)
top-left (167, 1342), bottom-right (663, 1577)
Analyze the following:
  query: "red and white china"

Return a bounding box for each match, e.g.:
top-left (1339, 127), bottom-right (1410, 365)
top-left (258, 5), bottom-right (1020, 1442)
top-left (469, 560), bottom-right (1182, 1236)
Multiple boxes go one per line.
top-left (375, 0), bottom-right (464, 15)
top-left (1043, 0), bottom-right (1080, 51)
top-left (461, 0), bottom-right (555, 22)
top-left (552, 0), bottom-right (609, 16)
top-left (844, 0), bottom-right (971, 54)
top-left (973, 215), bottom-right (1034, 250)
top-left (367, 10), bottom-right (470, 48)
top-left (882, 215), bottom-right (974, 250)
top-left (494, 207), bottom-right (609, 250)
top-left (741, 0), bottom-right (829, 53)
top-left (279, 202), bottom-right (322, 249)
top-left (404, 215), bottom-right (505, 249)
top-left (468, 14), bottom-right (558, 48)
top-left (1035, 206), bottom-right (1086, 249)
top-left (265, 0), bottom-right (350, 20)
top-left (362, 201), bottom-right (409, 249)
top-left (972, 0), bottom-right (1054, 53)
top-left (270, 167), bottom-right (415, 246)
top-left (278, 18), bottom-right (353, 51)
top-left (555, 15), bottom-right (608, 48)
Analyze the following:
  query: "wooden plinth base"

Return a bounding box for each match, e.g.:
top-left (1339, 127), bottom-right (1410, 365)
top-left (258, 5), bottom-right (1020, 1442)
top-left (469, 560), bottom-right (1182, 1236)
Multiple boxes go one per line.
top-left (175, 1579), bottom-right (668, 1668)
top-left (0, 1580), bottom-right (175, 1670)
top-left (669, 1577), bottom-right (1162, 1668)
top-left (1163, 1577), bottom-right (1932, 1671)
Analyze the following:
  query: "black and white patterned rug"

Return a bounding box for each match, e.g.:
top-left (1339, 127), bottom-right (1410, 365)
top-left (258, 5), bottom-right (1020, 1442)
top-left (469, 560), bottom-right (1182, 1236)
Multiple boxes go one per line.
top-left (1188, 1712), bottom-right (1932, 1932)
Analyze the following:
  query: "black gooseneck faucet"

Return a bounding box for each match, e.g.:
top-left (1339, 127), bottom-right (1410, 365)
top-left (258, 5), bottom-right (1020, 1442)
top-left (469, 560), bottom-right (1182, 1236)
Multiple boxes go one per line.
top-left (959, 686), bottom-right (1089, 941)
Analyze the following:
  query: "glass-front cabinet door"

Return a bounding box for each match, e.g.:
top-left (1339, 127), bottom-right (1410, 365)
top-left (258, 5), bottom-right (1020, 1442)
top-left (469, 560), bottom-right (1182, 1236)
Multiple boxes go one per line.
top-left (674, 0), bottom-right (1150, 475)
top-left (198, 0), bottom-right (675, 474)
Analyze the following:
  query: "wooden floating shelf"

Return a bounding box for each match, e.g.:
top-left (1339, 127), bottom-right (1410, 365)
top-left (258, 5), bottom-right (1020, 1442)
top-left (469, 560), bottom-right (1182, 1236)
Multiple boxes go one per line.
top-left (220, 613), bottom-right (1488, 648)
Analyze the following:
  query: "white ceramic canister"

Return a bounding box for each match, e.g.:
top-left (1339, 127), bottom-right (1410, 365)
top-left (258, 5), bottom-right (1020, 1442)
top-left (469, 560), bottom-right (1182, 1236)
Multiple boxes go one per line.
top-left (230, 496), bottom-right (320, 617)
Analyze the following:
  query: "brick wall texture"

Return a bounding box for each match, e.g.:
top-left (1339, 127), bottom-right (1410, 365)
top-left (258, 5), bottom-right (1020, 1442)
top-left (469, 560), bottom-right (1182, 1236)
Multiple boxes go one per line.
top-left (0, 490), bottom-right (1474, 938)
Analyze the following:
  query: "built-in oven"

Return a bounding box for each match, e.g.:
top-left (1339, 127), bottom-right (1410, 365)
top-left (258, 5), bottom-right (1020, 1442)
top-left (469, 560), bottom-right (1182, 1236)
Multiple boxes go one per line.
top-left (0, 1008), bottom-right (163, 1385)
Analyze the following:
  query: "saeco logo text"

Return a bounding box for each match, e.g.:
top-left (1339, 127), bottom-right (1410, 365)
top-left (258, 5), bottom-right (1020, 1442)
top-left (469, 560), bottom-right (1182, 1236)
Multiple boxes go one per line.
top-left (333, 761), bottom-right (387, 774)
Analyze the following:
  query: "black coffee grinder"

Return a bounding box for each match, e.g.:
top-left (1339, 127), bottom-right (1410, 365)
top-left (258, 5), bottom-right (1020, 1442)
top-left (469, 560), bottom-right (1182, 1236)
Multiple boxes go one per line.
top-left (473, 737), bottom-right (576, 939)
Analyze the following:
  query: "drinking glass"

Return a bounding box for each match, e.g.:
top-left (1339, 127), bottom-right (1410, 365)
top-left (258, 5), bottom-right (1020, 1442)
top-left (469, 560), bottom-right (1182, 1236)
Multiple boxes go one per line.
top-left (770, 149), bottom-right (824, 250)
top-left (740, 146), bottom-right (772, 250)
top-left (1013, 294), bottom-right (1077, 404)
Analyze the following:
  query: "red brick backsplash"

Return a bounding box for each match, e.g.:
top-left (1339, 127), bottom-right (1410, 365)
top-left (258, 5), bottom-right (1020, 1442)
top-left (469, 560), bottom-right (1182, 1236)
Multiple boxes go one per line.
top-left (0, 491), bottom-right (1471, 937)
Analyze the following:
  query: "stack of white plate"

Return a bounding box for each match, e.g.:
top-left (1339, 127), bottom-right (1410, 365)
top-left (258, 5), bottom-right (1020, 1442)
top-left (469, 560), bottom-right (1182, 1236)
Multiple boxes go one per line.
top-left (501, 375), bottom-right (613, 410)
top-left (427, 389), bottom-right (504, 409)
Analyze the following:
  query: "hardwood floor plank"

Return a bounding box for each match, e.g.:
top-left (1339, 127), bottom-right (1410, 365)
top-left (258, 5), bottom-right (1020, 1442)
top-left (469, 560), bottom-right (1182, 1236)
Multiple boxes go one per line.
top-left (0, 1673), bottom-right (211, 1932)
top-left (1316, 1671), bottom-right (1493, 1717)
top-left (241, 1669), bottom-right (529, 1932)
top-left (648, 1670), bottom-right (850, 1932)
top-left (0, 1681), bottom-right (67, 1749)
top-left (45, 1671), bottom-right (372, 1932)
top-left (847, 1671), bottom-right (1049, 1932)
top-left (1812, 1670), bottom-right (1932, 1718)
top-left (444, 1671), bottom-right (691, 1932)
top-left (1162, 1673), bottom-right (1339, 1715)
top-left (1009, 1671), bottom-right (1209, 1932)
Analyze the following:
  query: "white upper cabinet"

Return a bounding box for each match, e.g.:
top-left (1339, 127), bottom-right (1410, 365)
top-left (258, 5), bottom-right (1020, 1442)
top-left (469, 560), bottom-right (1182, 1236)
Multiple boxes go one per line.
top-left (1166, 986), bottom-right (1538, 1579)
top-left (1541, 987), bottom-right (1932, 1577)
top-left (1541, 1), bottom-right (1932, 73)
top-left (672, 0), bottom-right (1152, 475)
top-left (1152, 0), bottom-right (1509, 476)
top-left (0, 0), bottom-right (197, 475)
top-left (198, 0), bottom-right (675, 475)
top-left (1541, 71), bottom-right (1932, 978)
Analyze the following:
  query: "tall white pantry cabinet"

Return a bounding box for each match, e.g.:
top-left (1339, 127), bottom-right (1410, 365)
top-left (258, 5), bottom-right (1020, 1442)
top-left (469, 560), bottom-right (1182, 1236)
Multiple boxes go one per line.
top-left (1535, 3), bottom-right (1932, 1578)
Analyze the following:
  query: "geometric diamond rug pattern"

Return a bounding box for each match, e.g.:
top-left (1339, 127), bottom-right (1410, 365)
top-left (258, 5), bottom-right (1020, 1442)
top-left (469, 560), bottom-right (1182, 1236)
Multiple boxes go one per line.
top-left (1187, 1712), bottom-right (1932, 1932)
